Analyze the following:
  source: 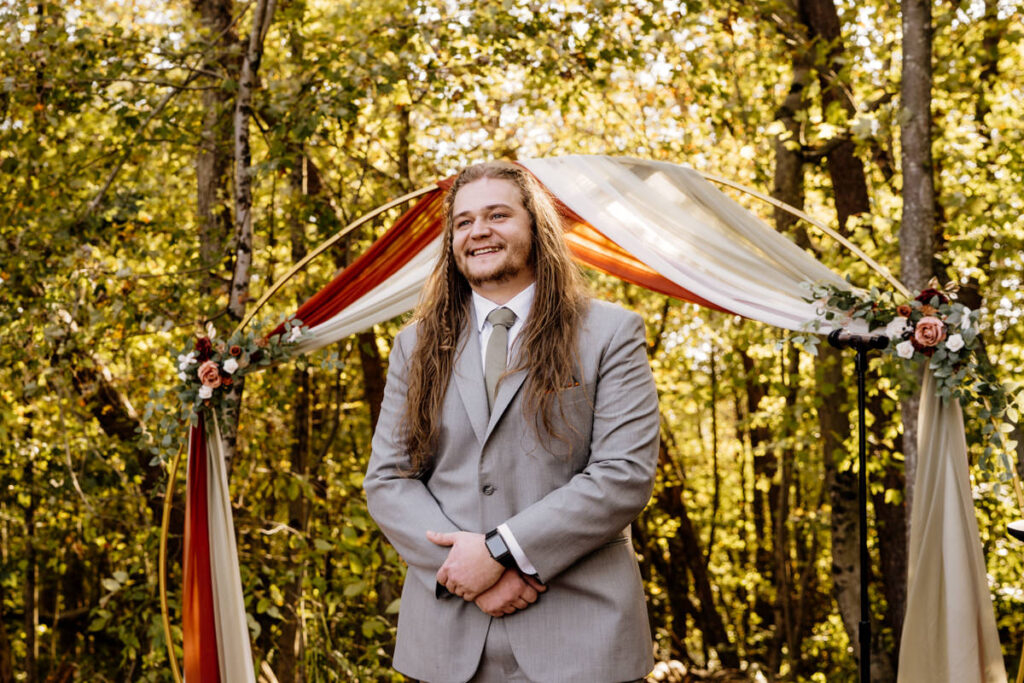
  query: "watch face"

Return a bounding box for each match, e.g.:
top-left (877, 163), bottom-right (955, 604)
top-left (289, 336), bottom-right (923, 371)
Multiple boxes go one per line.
top-left (486, 533), bottom-right (506, 557)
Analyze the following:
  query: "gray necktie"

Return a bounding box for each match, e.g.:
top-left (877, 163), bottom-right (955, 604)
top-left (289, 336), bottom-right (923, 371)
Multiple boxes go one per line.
top-left (484, 307), bottom-right (517, 411)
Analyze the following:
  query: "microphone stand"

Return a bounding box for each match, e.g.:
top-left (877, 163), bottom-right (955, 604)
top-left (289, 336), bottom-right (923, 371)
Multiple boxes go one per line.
top-left (827, 329), bottom-right (889, 683)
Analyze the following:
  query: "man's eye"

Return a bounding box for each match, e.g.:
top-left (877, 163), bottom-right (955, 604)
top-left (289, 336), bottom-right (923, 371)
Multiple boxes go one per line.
top-left (491, 212), bottom-right (507, 220)
top-left (456, 219), bottom-right (471, 228)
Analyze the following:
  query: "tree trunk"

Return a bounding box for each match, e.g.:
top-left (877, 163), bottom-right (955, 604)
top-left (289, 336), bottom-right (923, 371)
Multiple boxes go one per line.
top-left (798, 0), bottom-right (870, 228)
top-left (818, 346), bottom-right (860, 647)
top-left (191, 0), bottom-right (237, 296)
top-left (275, 171), bottom-right (314, 682)
top-left (220, 0), bottom-right (277, 465)
top-left (357, 332), bottom-right (386, 432)
top-left (22, 441), bottom-right (37, 683)
top-left (647, 434), bottom-right (737, 667)
top-left (740, 348), bottom-right (775, 642)
top-left (705, 344), bottom-right (720, 562)
top-left (869, 436), bottom-right (908, 660)
top-left (0, 578), bottom-right (13, 682)
top-left (228, 0), bottom-right (276, 319)
top-left (899, 0), bottom-right (936, 529)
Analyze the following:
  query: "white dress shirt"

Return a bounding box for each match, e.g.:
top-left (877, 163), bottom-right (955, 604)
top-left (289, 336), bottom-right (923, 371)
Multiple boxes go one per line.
top-left (470, 285), bottom-right (539, 576)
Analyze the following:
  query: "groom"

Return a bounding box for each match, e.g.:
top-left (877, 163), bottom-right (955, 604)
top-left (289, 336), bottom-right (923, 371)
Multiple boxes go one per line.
top-left (364, 161), bottom-right (660, 682)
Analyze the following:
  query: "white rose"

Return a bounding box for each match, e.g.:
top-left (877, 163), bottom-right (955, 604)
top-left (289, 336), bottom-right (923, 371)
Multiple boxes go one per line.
top-left (223, 358), bottom-right (239, 374)
top-left (896, 340), bottom-right (915, 359)
top-left (198, 385), bottom-right (214, 399)
top-left (946, 333), bottom-right (965, 352)
top-left (885, 317), bottom-right (910, 339)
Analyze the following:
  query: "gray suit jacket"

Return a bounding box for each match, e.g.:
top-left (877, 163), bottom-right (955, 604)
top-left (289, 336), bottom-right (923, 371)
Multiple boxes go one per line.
top-left (364, 298), bottom-right (660, 682)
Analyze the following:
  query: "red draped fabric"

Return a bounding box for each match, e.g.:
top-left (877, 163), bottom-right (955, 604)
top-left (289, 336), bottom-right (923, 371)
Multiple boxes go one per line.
top-left (183, 413), bottom-right (220, 683)
top-left (270, 185), bottom-right (448, 337)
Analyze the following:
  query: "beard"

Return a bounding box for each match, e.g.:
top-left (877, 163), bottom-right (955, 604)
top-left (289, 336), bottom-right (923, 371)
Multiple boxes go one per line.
top-left (464, 258), bottom-right (525, 287)
top-left (455, 239), bottom-right (534, 288)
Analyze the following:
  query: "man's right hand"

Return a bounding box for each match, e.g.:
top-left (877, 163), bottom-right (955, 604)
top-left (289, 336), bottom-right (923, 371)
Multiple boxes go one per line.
top-left (474, 569), bottom-right (547, 617)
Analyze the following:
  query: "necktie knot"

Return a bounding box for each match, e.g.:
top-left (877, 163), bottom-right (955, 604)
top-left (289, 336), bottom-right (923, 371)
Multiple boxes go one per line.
top-left (486, 307), bottom-right (516, 330)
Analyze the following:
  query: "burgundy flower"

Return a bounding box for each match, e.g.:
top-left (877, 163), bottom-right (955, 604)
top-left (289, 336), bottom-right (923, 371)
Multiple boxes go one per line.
top-left (195, 336), bottom-right (213, 361)
top-left (896, 304), bottom-right (912, 318)
top-left (915, 288), bottom-right (948, 306)
top-left (229, 345), bottom-right (243, 357)
top-left (197, 360), bottom-right (222, 388)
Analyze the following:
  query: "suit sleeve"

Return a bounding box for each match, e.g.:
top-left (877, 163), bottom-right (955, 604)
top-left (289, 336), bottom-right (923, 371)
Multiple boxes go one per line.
top-left (503, 310), bottom-right (659, 582)
top-left (363, 327), bottom-right (462, 594)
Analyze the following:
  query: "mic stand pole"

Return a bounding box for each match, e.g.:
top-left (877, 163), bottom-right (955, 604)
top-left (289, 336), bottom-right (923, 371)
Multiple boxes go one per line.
top-left (828, 329), bottom-right (888, 683)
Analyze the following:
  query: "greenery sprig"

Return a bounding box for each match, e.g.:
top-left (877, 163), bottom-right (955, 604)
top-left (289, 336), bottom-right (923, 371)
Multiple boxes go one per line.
top-left (794, 278), bottom-right (1023, 480)
top-left (173, 318), bottom-right (310, 426)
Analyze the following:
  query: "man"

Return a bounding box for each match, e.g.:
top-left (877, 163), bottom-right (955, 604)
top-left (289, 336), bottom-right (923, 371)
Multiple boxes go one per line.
top-left (364, 161), bottom-right (660, 682)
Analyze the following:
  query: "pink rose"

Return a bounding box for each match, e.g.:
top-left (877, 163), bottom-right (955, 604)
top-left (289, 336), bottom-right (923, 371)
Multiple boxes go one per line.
top-left (197, 360), bottom-right (222, 388)
top-left (913, 316), bottom-right (946, 348)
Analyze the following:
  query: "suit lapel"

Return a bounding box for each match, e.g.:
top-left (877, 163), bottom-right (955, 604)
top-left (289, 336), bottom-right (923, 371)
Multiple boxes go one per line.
top-left (452, 323), bottom-right (489, 444)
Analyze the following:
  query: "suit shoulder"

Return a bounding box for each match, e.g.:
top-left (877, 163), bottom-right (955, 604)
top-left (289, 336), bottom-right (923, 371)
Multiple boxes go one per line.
top-left (393, 320), bottom-right (421, 348)
top-left (583, 298), bottom-right (644, 328)
top-left (578, 299), bottom-right (646, 350)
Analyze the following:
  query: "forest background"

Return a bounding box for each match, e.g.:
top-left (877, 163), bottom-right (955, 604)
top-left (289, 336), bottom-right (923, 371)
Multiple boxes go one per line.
top-left (2, 0), bottom-right (1023, 680)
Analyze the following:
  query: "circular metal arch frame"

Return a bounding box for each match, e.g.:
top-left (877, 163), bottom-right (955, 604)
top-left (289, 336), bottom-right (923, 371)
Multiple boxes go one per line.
top-left (158, 170), bottom-right (917, 680)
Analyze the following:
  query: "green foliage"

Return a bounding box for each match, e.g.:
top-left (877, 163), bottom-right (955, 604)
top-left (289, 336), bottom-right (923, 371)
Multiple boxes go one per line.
top-left (3, 0), bottom-right (1024, 680)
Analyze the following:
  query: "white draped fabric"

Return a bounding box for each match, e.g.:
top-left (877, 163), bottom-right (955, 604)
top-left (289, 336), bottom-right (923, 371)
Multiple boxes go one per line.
top-left (524, 156), bottom-right (849, 331)
top-left (197, 155), bottom-right (1004, 682)
top-left (899, 371), bottom-right (1006, 682)
top-left (206, 415), bottom-right (257, 683)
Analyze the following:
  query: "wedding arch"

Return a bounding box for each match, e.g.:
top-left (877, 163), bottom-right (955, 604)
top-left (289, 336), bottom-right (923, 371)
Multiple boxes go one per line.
top-left (160, 155), bottom-right (1008, 683)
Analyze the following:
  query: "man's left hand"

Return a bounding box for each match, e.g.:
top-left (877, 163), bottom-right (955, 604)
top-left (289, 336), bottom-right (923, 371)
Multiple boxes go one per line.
top-left (427, 530), bottom-right (503, 600)
top-left (474, 569), bottom-right (547, 617)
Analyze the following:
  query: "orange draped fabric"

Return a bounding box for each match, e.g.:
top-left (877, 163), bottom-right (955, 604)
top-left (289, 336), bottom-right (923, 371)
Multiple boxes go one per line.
top-left (183, 413), bottom-right (220, 683)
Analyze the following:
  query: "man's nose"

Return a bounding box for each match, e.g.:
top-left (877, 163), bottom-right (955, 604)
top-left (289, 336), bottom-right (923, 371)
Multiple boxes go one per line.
top-left (468, 217), bottom-right (492, 237)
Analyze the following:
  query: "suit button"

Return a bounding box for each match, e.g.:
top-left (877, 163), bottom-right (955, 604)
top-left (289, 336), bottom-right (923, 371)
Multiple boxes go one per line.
top-left (481, 484), bottom-right (495, 495)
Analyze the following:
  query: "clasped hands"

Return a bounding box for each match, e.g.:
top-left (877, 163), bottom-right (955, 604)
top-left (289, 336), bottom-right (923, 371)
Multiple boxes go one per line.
top-left (427, 530), bottom-right (546, 618)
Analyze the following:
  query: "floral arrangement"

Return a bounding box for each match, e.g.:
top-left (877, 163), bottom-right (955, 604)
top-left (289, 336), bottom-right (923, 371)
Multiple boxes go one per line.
top-left (174, 318), bottom-right (309, 424)
top-left (792, 278), bottom-right (1020, 478)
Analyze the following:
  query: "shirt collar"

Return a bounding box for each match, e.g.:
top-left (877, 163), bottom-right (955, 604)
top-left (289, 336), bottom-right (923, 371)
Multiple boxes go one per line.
top-left (472, 283), bottom-right (536, 332)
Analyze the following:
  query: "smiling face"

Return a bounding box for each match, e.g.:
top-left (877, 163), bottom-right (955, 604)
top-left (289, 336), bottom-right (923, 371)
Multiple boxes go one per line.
top-left (450, 176), bottom-right (536, 303)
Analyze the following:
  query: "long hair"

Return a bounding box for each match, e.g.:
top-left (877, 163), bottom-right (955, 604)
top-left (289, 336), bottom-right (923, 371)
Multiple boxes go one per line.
top-left (400, 161), bottom-right (589, 474)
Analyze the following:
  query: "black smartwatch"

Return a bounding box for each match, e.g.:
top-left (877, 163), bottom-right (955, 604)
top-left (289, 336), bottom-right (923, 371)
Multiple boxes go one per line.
top-left (485, 529), bottom-right (518, 569)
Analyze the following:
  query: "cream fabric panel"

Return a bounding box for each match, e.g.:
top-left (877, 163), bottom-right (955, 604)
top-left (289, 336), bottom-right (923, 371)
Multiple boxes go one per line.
top-left (898, 370), bottom-right (1006, 682)
top-left (208, 415), bottom-right (258, 683)
top-left (521, 155), bottom-right (848, 331)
